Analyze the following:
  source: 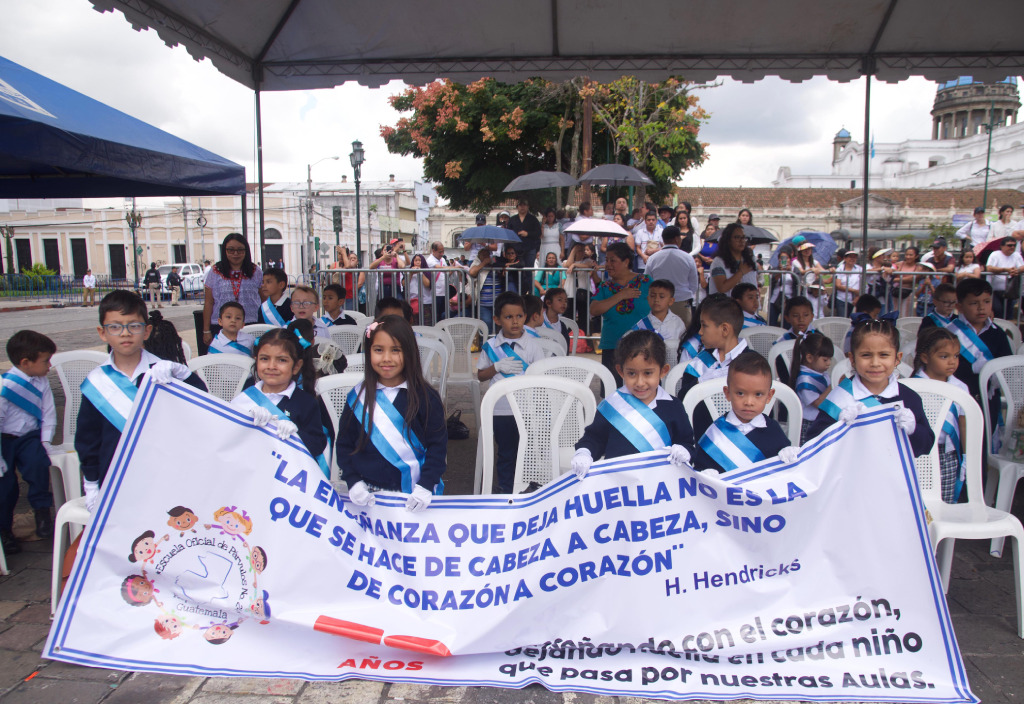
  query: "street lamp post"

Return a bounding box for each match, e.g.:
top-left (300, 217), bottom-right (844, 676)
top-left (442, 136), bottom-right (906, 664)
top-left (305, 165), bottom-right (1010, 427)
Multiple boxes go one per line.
top-left (0, 226), bottom-right (13, 278)
top-left (196, 210), bottom-right (208, 263)
top-left (306, 156), bottom-right (340, 274)
top-left (125, 201), bottom-right (142, 288)
top-left (349, 140), bottom-right (365, 266)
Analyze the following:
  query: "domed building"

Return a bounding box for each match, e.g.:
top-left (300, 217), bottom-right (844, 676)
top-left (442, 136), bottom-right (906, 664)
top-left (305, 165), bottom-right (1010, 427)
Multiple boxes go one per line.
top-left (774, 77), bottom-right (1024, 191)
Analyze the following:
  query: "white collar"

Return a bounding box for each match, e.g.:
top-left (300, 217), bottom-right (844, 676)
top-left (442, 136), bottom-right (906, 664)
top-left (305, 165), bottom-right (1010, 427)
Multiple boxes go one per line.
top-left (617, 385), bottom-right (672, 409)
top-left (377, 380), bottom-right (408, 392)
top-left (256, 380), bottom-right (296, 399)
top-left (851, 372), bottom-right (899, 400)
top-left (725, 410), bottom-right (767, 433)
top-left (270, 292), bottom-right (290, 306)
top-left (6, 366), bottom-right (32, 382)
top-left (104, 350), bottom-right (162, 382)
top-left (713, 338), bottom-right (747, 365)
top-left (494, 331), bottom-right (527, 346)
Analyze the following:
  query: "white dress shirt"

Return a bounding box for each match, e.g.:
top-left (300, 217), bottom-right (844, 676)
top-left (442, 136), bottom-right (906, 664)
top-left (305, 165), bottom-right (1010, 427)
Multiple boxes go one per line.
top-left (0, 366), bottom-right (56, 441)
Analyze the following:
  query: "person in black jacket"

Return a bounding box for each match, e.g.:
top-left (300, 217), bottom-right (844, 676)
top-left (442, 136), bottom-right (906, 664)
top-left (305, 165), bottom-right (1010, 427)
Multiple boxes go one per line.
top-left (143, 263), bottom-right (162, 309)
top-left (166, 266), bottom-right (183, 306)
top-left (508, 199), bottom-right (542, 287)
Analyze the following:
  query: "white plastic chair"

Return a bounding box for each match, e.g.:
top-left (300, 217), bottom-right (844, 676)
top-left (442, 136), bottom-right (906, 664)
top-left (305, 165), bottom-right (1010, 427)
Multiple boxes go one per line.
top-left (979, 357), bottom-right (1024, 556)
top-left (437, 317), bottom-right (489, 428)
top-left (525, 356), bottom-right (617, 402)
top-left (534, 336), bottom-right (567, 358)
top-left (413, 325), bottom-right (455, 359)
top-left (51, 459), bottom-right (91, 614)
top-left (329, 322), bottom-right (369, 356)
top-left (830, 358), bottom-right (913, 387)
top-left (417, 337), bottom-right (449, 401)
top-left (559, 316), bottom-right (581, 354)
top-left (345, 310), bottom-right (372, 325)
top-left (315, 372), bottom-right (365, 486)
top-left (682, 379), bottom-right (803, 446)
top-left (240, 323), bottom-right (276, 342)
top-left (767, 339), bottom-right (796, 382)
top-left (900, 377), bottom-right (1024, 637)
top-left (186, 354), bottom-right (254, 402)
top-left (814, 316), bottom-right (851, 351)
top-left (476, 376), bottom-right (596, 494)
top-left (896, 317), bottom-right (923, 343)
top-left (739, 326), bottom-right (787, 358)
top-left (534, 326), bottom-right (568, 354)
top-left (662, 363), bottom-right (688, 396)
top-left (994, 319), bottom-right (1023, 350)
top-left (180, 340), bottom-right (193, 362)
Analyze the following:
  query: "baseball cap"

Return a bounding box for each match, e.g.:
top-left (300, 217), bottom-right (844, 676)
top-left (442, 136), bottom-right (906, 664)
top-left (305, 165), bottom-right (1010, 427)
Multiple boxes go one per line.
top-left (475, 213), bottom-right (487, 225)
top-left (389, 238), bottom-right (401, 246)
top-left (974, 206), bottom-right (986, 214)
top-left (708, 213), bottom-right (721, 221)
top-left (498, 210), bottom-right (510, 218)
top-left (658, 204), bottom-right (673, 214)
top-left (872, 248), bottom-right (892, 259)
top-left (932, 237), bottom-right (947, 248)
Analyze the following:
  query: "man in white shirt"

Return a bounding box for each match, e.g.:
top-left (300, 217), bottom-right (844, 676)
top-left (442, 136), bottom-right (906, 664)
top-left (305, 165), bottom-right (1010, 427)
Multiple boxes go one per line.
top-left (955, 206), bottom-right (991, 247)
top-left (983, 237), bottom-right (1024, 319)
top-left (632, 211), bottom-right (664, 272)
top-left (833, 249), bottom-right (863, 318)
top-left (425, 241), bottom-right (450, 322)
top-left (644, 225), bottom-right (698, 324)
top-left (82, 269), bottom-right (97, 307)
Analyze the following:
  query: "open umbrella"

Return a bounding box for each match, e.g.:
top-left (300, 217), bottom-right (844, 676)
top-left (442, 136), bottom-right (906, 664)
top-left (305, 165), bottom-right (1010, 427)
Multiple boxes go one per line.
top-left (562, 218), bottom-right (631, 238)
top-left (577, 164), bottom-right (654, 188)
top-left (457, 225), bottom-right (521, 244)
top-left (770, 231), bottom-right (838, 267)
top-left (503, 170), bottom-right (577, 192)
top-left (973, 237), bottom-right (1006, 265)
top-left (741, 224), bottom-right (777, 246)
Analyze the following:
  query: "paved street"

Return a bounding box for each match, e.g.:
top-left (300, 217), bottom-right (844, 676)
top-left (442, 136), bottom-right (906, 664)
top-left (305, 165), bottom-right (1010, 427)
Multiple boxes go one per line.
top-left (0, 304), bottom-right (1023, 702)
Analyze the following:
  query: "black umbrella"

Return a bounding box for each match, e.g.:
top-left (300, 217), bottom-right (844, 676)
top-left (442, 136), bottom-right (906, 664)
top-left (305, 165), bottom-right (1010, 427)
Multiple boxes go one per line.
top-left (741, 224), bottom-right (777, 246)
top-left (577, 164), bottom-right (654, 188)
top-left (503, 170), bottom-right (577, 192)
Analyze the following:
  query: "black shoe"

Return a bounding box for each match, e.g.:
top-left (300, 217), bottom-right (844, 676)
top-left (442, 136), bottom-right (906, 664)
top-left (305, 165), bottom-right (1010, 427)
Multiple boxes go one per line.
top-left (34, 508), bottom-right (52, 540)
top-left (1, 530), bottom-right (21, 555)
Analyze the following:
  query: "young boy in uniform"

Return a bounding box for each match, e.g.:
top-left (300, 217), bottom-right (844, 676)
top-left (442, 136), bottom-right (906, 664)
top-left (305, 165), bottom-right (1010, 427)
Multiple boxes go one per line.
top-left (258, 269), bottom-right (292, 326)
top-left (773, 295), bottom-right (816, 383)
top-left (522, 294), bottom-right (545, 339)
top-left (0, 330), bottom-right (57, 552)
top-left (947, 278), bottom-right (1013, 406)
top-left (208, 302), bottom-right (254, 356)
top-left (732, 282), bottom-right (767, 328)
top-left (477, 292), bottom-right (542, 493)
top-left (630, 279), bottom-right (686, 360)
top-left (320, 284), bottom-right (357, 331)
top-left (919, 283), bottom-right (958, 332)
top-left (692, 350), bottom-right (795, 473)
top-left (76, 291), bottom-right (206, 511)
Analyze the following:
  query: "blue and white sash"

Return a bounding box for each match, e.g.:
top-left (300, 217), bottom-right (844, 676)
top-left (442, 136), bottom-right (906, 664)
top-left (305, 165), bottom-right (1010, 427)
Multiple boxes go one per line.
top-left (913, 371), bottom-right (965, 496)
top-left (698, 417), bottom-right (766, 471)
top-left (1, 372), bottom-right (43, 422)
top-left (779, 326), bottom-right (818, 343)
top-left (632, 314), bottom-right (661, 337)
top-left (684, 349), bottom-right (718, 379)
top-left (742, 313), bottom-right (767, 329)
top-left (680, 335), bottom-right (702, 361)
top-left (946, 318), bottom-right (993, 374)
top-left (483, 340), bottom-right (529, 377)
top-left (209, 331), bottom-right (252, 356)
top-left (240, 386), bottom-right (331, 478)
top-left (926, 311), bottom-right (953, 328)
top-left (347, 384), bottom-right (427, 494)
top-left (524, 327), bottom-right (541, 338)
top-left (319, 315), bottom-right (335, 328)
top-left (260, 297), bottom-right (287, 326)
top-left (795, 368), bottom-right (829, 398)
top-left (597, 389), bottom-right (671, 453)
top-left (818, 376), bottom-right (883, 421)
top-left (542, 316), bottom-right (559, 331)
top-left (81, 366), bottom-right (139, 432)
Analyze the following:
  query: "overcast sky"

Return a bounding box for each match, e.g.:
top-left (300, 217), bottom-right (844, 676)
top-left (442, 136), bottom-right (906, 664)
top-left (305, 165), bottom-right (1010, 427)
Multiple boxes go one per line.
top-left (3, 0), bottom-right (947, 198)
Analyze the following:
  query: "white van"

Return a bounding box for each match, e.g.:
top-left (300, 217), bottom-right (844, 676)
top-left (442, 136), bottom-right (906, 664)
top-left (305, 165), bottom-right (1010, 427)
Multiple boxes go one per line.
top-left (158, 263), bottom-right (205, 296)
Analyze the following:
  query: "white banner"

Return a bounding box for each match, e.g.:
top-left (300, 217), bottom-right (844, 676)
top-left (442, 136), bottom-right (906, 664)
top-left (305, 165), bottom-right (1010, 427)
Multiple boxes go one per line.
top-left (46, 380), bottom-right (975, 702)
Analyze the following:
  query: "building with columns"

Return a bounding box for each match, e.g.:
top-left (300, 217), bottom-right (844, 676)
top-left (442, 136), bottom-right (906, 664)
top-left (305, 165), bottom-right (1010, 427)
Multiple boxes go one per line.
top-left (774, 77), bottom-right (1024, 191)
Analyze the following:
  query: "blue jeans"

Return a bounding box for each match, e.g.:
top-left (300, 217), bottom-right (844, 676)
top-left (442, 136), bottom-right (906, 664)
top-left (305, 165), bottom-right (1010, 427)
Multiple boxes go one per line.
top-left (479, 305), bottom-right (494, 334)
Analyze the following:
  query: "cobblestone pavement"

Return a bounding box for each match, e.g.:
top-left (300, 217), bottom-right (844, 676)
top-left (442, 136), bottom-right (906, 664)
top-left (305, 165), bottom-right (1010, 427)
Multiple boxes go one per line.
top-left (0, 307), bottom-right (1023, 702)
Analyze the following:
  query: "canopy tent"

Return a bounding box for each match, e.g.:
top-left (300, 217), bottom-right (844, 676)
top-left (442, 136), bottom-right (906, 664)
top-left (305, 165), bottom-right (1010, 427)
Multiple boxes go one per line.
top-left (88, 0), bottom-right (1024, 89)
top-left (0, 55), bottom-right (245, 198)
top-left (85, 0), bottom-right (1024, 263)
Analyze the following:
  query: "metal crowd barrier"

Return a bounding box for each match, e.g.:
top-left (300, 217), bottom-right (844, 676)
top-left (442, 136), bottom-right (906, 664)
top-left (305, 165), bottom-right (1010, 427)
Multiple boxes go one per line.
top-left (0, 274), bottom-right (135, 305)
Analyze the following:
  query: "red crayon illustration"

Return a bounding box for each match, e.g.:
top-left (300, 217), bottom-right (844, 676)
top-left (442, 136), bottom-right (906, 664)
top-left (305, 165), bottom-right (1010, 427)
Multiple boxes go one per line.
top-left (314, 616), bottom-right (450, 657)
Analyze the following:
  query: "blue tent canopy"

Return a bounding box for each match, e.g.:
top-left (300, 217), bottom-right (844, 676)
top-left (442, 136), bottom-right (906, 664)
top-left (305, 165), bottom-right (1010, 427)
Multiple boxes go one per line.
top-left (0, 55), bottom-right (245, 198)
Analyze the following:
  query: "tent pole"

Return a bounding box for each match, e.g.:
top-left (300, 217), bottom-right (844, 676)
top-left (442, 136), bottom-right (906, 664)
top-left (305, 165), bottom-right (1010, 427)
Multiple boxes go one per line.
top-left (861, 66), bottom-right (872, 290)
top-left (255, 88), bottom-right (266, 266)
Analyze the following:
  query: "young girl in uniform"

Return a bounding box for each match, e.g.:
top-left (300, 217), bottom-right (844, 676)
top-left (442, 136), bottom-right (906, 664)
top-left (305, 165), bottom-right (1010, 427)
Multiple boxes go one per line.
top-left (231, 323), bottom-right (330, 475)
top-left (337, 316), bottom-right (447, 512)
top-left (790, 331), bottom-right (834, 444)
top-left (572, 330), bottom-right (694, 477)
top-left (913, 327), bottom-right (967, 503)
top-left (805, 319), bottom-right (934, 457)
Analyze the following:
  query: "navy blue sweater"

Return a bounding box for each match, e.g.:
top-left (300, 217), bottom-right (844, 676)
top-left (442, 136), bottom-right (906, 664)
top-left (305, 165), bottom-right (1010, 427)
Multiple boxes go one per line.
top-left (337, 387), bottom-right (447, 493)
top-left (691, 415), bottom-right (790, 473)
top-left (576, 398), bottom-right (694, 460)
top-left (76, 370), bottom-right (206, 486)
top-left (805, 384), bottom-right (935, 457)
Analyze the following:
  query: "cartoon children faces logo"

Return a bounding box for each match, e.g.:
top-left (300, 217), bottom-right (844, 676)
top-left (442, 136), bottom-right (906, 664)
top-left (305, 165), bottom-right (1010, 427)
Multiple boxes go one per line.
top-left (121, 505), bottom-right (271, 644)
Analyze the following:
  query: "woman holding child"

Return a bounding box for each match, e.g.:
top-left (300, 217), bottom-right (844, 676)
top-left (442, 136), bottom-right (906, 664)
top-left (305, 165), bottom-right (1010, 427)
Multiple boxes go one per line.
top-left (202, 233), bottom-right (264, 349)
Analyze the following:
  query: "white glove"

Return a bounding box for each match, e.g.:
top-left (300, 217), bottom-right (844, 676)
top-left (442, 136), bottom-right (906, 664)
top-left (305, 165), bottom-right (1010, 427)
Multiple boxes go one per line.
top-left (405, 485), bottom-right (432, 512)
top-left (494, 358), bottom-right (524, 376)
top-left (571, 448), bottom-right (593, 479)
top-left (249, 407), bottom-right (273, 426)
top-left (348, 481), bottom-right (375, 506)
top-left (274, 419), bottom-right (298, 440)
top-left (149, 360), bottom-right (190, 385)
top-left (895, 406), bottom-right (916, 435)
top-left (83, 479), bottom-right (100, 513)
top-left (838, 402), bottom-right (867, 426)
top-left (778, 446), bottom-right (800, 464)
top-left (668, 444), bottom-right (691, 468)
top-left (700, 468), bottom-right (721, 477)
